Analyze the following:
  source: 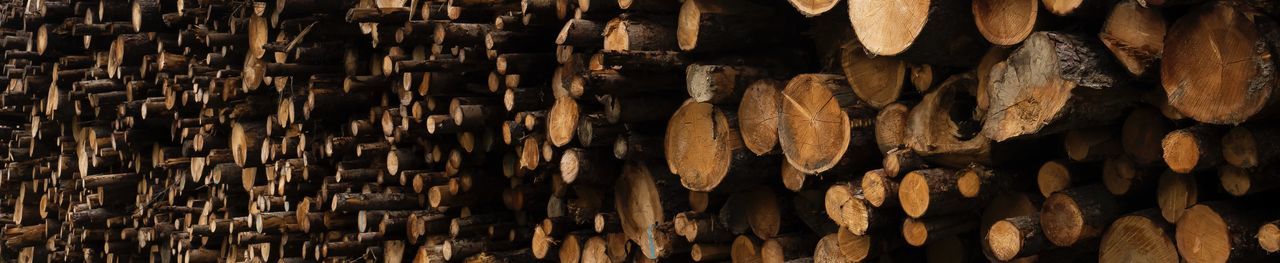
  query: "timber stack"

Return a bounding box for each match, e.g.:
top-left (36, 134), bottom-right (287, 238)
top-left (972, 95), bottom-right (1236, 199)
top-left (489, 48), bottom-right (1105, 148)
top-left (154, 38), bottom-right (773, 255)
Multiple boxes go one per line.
top-left (0, 0), bottom-right (1271, 262)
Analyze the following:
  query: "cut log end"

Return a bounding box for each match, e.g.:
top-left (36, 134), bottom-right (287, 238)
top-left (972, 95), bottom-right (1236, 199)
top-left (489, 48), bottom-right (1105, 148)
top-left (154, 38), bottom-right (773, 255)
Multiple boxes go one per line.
top-left (1174, 205), bottom-right (1231, 263)
top-left (987, 220), bottom-right (1026, 261)
top-left (1040, 193), bottom-right (1085, 246)
top-left (1099, 0), bottom-right (1166, 77)
top-left (1157, 171), bottom-right (1197, 223)
top-left (972, 0), bottom-right (1039, 45)
top-left (1161, 2), bottom-right (1277, 124)
top-left (1036, 160), bottom-right (1072, 197)
top-left (1259, 222), bottom-right (1280, 253)
top-left (842, 41), bottom-right (907, 109)
top-left (739, 80), bottom-right (783, 156)
top-left (1099, 214), bottom-right (1179, 263)
top-left (899, 170), bottom-right (931, 218)
top-left (861, 169), bottom-right (898, 207)
top-left (847, 0), bottom-right (930, 55)
top-left (1222, 126), bottom-right (1260, 169)
top-left (779, 74), bottom-right (860, 174)
top-left (786, 0), bottom-right (840, 16)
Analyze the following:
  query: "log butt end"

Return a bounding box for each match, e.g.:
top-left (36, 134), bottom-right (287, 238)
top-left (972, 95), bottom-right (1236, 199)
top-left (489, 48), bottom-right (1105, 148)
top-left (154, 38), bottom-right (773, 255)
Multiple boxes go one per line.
top-left (986, 220), bottom-right (1025, 261)
top-left (1258, 222), bottom-right (1280, 253)
top-left (1174, 205), bottom-right (1230, 263)
top-left (1040, 192), bottom-right (1085, 247)
top-left (1099, 215), bottom-right (1179, 263)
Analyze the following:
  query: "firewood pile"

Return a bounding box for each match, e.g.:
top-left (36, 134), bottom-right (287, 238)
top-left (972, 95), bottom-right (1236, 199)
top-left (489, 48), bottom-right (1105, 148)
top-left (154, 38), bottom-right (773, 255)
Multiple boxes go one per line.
top-left (0, 0), bottom-right (1272, 262)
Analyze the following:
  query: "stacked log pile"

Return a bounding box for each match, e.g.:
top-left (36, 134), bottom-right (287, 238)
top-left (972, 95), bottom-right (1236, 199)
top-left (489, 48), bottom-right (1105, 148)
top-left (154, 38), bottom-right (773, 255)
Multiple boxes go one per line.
top-left (0, 0), bottom-right (1273, 262)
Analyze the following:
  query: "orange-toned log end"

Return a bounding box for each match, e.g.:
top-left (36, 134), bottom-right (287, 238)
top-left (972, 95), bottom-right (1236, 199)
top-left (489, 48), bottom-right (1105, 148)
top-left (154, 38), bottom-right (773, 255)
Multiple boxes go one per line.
top-left (1258, 221), bottom-right (1280, 253)
top-left (1162, 126), bottom-right (1224, 173)
top-left (875, 103), bottom-right (912, 154)
top-left (956, 168), bottom-right (983, 198)
top-left (785, 0), bottom-right (840, 17)
top-left (1036, 160), bottom-right (1074, 197)
top-left (1156, 171), bottom-right (1197, 223)
top-left (1161, 2), bottom-right (1280, 125)
top-left (1099, 213), bottom-right (1179, 263)
top-left (739, 79), bottom-right (784, 156)
top-left (1175, 205), bottom-right (1232, 263)
top-left (986, 217), bottom-right (1039, 261)
top-left (778, 74), bottom-right (861, 174)
top-left (1099, 0), bottom-right (1166, 77)
top-left (861, 169), bottom-right (899, 207)
top-left (972, 0), bottom-right (1039, 46)
top-left (1040, 185), bottom-right (1119, 247)
top-left (841, 40), bottom-right (907, 109)
top-left (899, 171), bottom-right (931, 218)
top-left (731, 235), bottom-right (763, 263)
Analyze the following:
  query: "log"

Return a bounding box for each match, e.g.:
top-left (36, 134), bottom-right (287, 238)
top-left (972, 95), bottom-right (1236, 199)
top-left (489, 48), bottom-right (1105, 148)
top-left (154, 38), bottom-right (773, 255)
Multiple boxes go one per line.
top-left (859, 169), bottom-right (899, 208)
top-left (1162, 125), bottom-right (1225, 173)
top-left (675, 0), bottom-right (788, 52)
top-left (1064, 127), bottom-right (1123, 162)
top-left (985, 215), bottom-right (1045, 261)
top-left (902, 214), bottom-right (976, 246)
top-left (904, 73), bottom-right (1001, 167)
top-left (602, 14), bottom-right (677, 51)
top-left (847, 0), bottom-right (988, 66)
top-left (1176, 202), bottom-right (1280, 263)
top-left (1099, 0), bottom-right (1166, 77)
top-left (874, 103), bottom-right (911, 154)
top-left (972, 0), bottom-right (1040, 46)
top-left (1218, 164), bottom-right (1280, 197)
top-left (614, 161), bottom-right (691, 259)
top-left (1036, 160), bottom-right (1094, 197)
top-left (665, 100), bottom-right (776, 192)
top-left (1098, 209), bottom-right (1179, 263)
top-left (983, 31), bottom-right (1135, 141)
top-left (1041, 185), bottom-right (1121, 247)
top-left (685, 64), bottom-right (772, 105)
top-left (1121, 107), bottom-right (1173, 166)
top-left (1222, 125), bottom-right (1280, 169)
top-left (777, 74), bottom-right (877, 174)
top-left (898, 168), bottom-right (978, 218)
top-left (760, 235), bottom-right (816, 263)
top-left (1160, 2), bottom-right (1280, 124)
top-left (824, 182), bottom-right (895, 235)
top-left (737, 79), bottom-right (783, 156)
top-left (841, 40), bottom-right (907, 109)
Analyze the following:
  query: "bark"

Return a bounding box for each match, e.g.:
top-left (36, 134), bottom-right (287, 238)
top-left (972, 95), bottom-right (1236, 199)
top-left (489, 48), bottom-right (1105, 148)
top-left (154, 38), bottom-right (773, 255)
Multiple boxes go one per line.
top-left (985, 31), bottom-right (1136, 141)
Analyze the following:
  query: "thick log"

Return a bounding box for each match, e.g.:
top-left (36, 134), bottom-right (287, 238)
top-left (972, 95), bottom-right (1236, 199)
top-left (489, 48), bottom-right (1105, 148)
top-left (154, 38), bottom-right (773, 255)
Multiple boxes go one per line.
top-left (972, 0), bottom-right (1040, 45)
top-left (777, 74), bottom-right (877, 174)
top-left (615, 161), bottom-right (691, 259)
top-left (1176, 202), bottom-right (1280, 263)
top-left (665, 100), bottom-right (777, 192)
top-left (676, 0), bottom-right (787, 52)
top-left (1041, 185), bottom-right (1121, 247)
top-left (983, 31), bottom-right (1134, 141)
top-left (841, 40), bottom-right (907, 109)
top-left (847, 0), bottom-right (988, 66)
top-left (1161, 2), bottom-right (1280, 124)
top-left (1098, 209), bottom-right (1179, 263)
